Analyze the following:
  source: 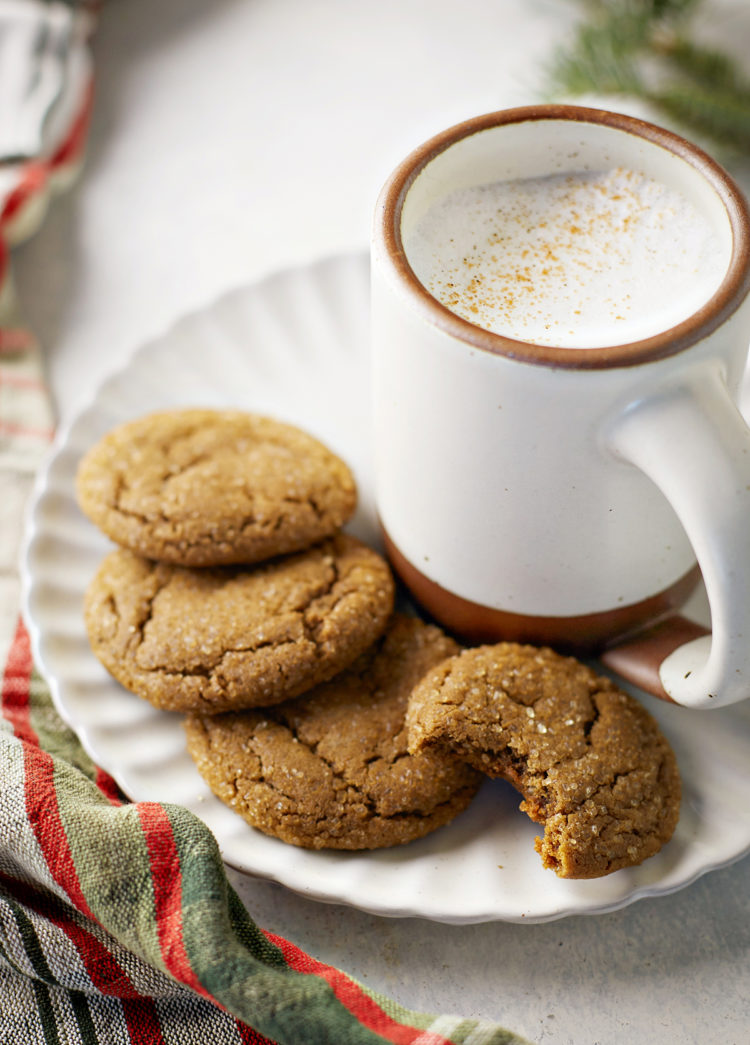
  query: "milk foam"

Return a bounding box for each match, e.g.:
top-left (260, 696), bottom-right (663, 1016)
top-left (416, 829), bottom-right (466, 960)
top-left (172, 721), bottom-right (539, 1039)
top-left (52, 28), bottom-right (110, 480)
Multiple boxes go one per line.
top-left (405, 168), bottom-right (727, 348)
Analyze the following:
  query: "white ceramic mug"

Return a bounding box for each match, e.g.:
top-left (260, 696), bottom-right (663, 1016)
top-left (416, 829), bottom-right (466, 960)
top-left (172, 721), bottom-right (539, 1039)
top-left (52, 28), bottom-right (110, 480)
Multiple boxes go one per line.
top-left (371, 105), bottom-right (750, 710)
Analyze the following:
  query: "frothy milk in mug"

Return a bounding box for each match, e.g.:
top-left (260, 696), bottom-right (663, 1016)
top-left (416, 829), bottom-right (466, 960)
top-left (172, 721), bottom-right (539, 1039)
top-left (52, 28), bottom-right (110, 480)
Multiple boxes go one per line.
top-left (404, 167), bottom-right (727, 347)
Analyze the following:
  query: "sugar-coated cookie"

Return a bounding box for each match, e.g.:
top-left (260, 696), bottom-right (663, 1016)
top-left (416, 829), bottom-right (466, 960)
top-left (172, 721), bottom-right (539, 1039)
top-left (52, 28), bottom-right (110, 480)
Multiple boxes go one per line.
top-left (76, 409), bottom-right (357, 566)
top-left (406, 643), bottom-right (681, 878)
top-left (84, 535), bottom-right (394, 713)
top-left (184, 615), bottom-right (481, 849)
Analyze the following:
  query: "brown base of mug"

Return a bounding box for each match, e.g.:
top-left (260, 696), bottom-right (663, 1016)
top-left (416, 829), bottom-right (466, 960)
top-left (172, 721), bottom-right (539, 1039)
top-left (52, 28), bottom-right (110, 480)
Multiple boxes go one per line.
top-left (383, 530), bottom-right (706, 700)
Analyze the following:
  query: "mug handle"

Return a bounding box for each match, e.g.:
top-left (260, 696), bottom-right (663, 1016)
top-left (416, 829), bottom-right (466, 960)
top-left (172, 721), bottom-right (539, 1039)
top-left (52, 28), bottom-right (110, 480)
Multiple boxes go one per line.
top-left (602, 361), bottom-right (750, 709)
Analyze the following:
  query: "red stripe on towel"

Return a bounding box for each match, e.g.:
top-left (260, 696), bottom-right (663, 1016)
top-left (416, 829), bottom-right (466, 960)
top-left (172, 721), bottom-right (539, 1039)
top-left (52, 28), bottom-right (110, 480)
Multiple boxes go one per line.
top-left (137, 803), bottom-right (208, 997)
top-left (264, 931), bottom-right (454, 1045)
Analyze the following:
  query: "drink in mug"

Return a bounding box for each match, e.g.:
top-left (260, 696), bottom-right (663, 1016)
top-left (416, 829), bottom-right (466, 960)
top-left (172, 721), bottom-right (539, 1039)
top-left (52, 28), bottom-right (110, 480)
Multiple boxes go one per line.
top-left (405, 167), bottom-right (726, 348)
top-left (371, 105), bottom-right (750, 709)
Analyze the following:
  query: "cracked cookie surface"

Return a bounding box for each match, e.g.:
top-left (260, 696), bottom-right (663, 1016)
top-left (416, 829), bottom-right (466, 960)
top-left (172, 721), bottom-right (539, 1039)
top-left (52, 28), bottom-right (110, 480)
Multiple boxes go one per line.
top-left (84, 534), bottom-right (394, 713)
top-left (184, 615), bottom-right (482, 849)
top-left (406, 643), bottom-right (681, 878)
top-left (76, 408), bottom-right (357, 565)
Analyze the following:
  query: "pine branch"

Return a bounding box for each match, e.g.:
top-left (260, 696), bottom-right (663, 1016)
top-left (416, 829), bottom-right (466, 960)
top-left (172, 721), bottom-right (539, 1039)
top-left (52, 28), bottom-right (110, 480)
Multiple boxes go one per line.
top-left (664, 37), bottom-right (750, 99)
top-left (548, 21), bottom-right (644, 96)
top-left (649, 82), bottom-right (750, 150)
top-left (640, 0), bottom-right (702, 17)
top-left (573, 0), bottom-right (701, 19)
top-left (547, 0), bottom-right (750, 155)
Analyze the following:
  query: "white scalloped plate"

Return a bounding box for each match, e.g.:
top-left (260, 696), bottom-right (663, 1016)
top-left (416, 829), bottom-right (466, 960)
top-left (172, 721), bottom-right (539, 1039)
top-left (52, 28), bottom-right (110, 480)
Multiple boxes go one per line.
top-left (21, 252), bottom-right (750, 924)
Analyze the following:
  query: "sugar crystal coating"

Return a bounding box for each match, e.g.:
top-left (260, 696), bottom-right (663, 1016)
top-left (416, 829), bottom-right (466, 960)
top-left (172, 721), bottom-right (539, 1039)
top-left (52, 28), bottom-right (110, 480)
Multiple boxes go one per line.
top-left (406, 642), bottom-right (681, 878)
top-left (84, 535), bottom-right (395, 713)
top-left (76, 408), bottom-right (357, 565)
top-left (184, 615), bottom-right (481, 849)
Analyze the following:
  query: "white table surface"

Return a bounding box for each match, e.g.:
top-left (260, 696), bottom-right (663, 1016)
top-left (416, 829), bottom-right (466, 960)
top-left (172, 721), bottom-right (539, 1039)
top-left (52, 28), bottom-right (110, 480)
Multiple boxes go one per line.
top-left (14, 1), bottom-right (750, 1042)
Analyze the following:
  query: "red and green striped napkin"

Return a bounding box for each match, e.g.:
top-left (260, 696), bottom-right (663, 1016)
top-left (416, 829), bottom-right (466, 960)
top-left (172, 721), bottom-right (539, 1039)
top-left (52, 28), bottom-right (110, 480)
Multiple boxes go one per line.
top-left (0, 5), bottom-right (534, 1042)
top-left (0, 619), bottom-right (531, 1044)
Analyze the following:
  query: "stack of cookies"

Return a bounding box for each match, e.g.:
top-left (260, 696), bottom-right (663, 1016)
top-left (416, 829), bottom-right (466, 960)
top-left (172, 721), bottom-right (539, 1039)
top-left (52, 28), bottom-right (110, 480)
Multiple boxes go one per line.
top-left (76, 409), bottom-right (481, 852)
top-left (78, 408), bottom-right (680, 877)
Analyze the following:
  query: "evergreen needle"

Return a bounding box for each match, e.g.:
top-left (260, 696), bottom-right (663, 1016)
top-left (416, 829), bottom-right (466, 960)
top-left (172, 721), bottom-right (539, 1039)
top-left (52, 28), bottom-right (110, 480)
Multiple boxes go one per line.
top-left (547, 0), bottom-right (750, 154)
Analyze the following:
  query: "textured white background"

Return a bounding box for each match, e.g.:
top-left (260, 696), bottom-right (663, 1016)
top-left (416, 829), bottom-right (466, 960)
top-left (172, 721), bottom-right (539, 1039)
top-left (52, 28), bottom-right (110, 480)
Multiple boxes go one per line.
top-left (15, 1), bottom-right (750, 1042)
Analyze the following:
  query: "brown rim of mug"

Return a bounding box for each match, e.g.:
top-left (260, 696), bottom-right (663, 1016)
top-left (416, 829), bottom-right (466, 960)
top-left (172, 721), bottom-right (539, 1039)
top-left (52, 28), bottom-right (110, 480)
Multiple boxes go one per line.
top-left (376, 104), bottom-right (750, 370)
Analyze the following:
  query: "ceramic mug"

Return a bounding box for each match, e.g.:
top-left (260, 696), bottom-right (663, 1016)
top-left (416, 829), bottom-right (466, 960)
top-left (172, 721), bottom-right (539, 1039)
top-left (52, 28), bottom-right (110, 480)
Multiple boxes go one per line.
top-left (371, 104), bottom-right (750, 710)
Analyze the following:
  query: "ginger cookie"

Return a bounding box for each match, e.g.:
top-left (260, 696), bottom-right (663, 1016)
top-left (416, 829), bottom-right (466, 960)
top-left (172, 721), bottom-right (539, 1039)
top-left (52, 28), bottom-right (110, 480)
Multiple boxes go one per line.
top-left (406, 643), bottom-right (681, 878)
top-left (184, 615), bottom-right (482, 850)
top-left (84, 534), bottom-right (394, 713)
top-left (76, 408), bottom-right (357, 566)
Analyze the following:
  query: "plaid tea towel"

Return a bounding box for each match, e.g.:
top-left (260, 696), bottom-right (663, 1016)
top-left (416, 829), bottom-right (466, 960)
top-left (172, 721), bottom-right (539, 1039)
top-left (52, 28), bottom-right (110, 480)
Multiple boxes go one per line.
top-left (0, 4), bottom-right (534, 1043)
